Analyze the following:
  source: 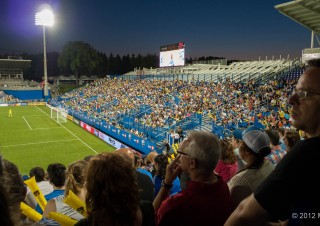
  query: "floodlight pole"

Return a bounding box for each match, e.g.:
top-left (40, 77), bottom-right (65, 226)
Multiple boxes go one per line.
top-left (35, 8), bottom-right (53, 99)
top-left (43, 25), bottom-right (49, 96)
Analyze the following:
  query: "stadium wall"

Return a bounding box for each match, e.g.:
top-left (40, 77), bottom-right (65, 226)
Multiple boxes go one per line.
top-left (0, 102), bottom-right (46, 107)
top-left (76, 119), bottom-right (129, 150)
top-left (3, 90), bottom-right (50, 100)
top-left (46, 104), bottom-right (154, 155)
top-left (69, 111), bottom-right (156, 155)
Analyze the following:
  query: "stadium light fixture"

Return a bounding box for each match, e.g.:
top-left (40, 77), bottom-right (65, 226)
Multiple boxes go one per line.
top-left (35, 8), bottom-right (54, 98)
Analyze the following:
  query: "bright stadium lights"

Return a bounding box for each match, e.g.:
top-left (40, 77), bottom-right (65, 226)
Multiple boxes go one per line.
top-left (35, 10), bottom-right (54, 26)
top-left (35, 8), bottom-right (54, 98)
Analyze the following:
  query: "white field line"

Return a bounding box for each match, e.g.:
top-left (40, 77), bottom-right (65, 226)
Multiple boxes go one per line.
top-left (24, 115), bottom-right (45, 117)
top-left (22, 115), bottom-right (61, 130)
top-left (0, 139), bottom-right (78, 148)
top-left (35, 106), bottom-right (98, 154)
top-left (32, 127), bottom-right (61, 130)
top-left (22, 116), bottom-right (32, 130)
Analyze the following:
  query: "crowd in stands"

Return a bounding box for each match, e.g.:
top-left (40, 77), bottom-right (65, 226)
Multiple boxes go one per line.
top-left (0, 90), bottom-right (21, 103)
top-left (1, 59), bottom-right (320, 226)
top-left (51, 72), bottom-right (300, 145)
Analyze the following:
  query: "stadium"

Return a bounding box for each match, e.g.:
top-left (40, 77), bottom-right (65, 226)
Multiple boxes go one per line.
top-left (0, 0), bottom-right (320, 225)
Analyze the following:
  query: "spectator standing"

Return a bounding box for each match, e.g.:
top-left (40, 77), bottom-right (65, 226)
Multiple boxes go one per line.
top-left (153, 154), bottom-right (181, 197)
top-left (277, 127), bottom-right (287, 151)
top-left (265, 129), bottom-right (287, 165)
top-left (162, 140), bottom-right (171, 155)
top-left (173, 131), bottom-right (180, 144)
top-left (154, 130), bottom-right (232, 226)
top-left (135, 153), bottom-right (153, 182)
top-left (75, 153), bottom-right (142, 226)
top-left (176, 126), bottom-right (183, 142)
top-left (232, 130), bottom-right (246, 171)
top-left (283, 130), bottom-right (301, 152)
top-left (227, 126), bottom-right (274, 210)
top-left (215, 139), bottom-right (238, 182)
top-left (116, 148), bottom-right (155, 203)
top-left (1, 157), bottom-right (27, 226)
top-left (225, 59), bottom-right (320, 226)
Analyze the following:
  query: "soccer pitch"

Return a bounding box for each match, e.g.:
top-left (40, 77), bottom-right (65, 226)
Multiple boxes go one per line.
top-left (0, 105), bottom-right (115, 175)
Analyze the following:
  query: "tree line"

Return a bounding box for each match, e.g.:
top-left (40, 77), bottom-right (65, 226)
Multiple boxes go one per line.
top-left (1, 41), bottom-right (225, 82)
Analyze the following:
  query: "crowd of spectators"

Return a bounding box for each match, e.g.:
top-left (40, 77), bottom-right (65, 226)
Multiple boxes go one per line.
top-left (0, 90), bottom-right (21, 103)
top-left (0, 122), bottom-right (305, 226)
top-left (51, 75), bottom-right (299, 144)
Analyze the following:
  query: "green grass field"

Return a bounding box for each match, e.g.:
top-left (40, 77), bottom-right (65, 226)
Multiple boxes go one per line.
top-left (0, 105), bottom-right (115, 175)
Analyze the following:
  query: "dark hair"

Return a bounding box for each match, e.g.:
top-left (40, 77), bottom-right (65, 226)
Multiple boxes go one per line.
top-left (47, 163), bottom-right (66, 187)
top-left (134, 153), bottom-right (142, 169)
top-left (1, 158), bottom-right (27, 225)
top-left (307, 59), bottom-right (320, 67)
top-left (29, 167), bottom-right (45, 182)
top-left (65, 160), bottom-right (87, 196)
top-left (0, 183), bottom-right (14, 226)
top-left (265, 129), bottom-right (280, 146)
top-left (284, 131), bottom-right (301, 150)
top-left (220, 140), bottom-right (236, 164)
top-left (238, 141), bottom-right (271, 173)
top-left (143, 157), bottom-right (151, 166)
top-left (232, 137), bottom-right (240, 143)
top-left (83, 155), bottom-right (94, 162)
top-left (85, 153), bottom-right (140, 226)
top-left (277, 127), bottom-right (285, 137)
top-left (154, 154), bottom-right (168, 179)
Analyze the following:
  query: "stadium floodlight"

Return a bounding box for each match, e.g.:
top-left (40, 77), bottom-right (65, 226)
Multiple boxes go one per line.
top-left (35, 8), bottom-right (54, 98)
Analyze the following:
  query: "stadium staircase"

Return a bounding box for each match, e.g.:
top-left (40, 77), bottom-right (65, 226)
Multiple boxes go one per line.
top-left (193, 114), bottom-right (212, 132)
top-left (257, 59), bottom-right (302, 84)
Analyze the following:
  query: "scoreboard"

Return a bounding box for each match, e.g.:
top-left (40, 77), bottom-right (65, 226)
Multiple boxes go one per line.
top-left (159, 42), bottom-right (185, 67)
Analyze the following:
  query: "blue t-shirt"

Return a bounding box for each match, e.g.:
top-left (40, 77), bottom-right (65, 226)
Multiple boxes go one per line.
top-left (154, 175), bottom-right (181, 197)
top-left (35, 189), bottom-right (65, 214)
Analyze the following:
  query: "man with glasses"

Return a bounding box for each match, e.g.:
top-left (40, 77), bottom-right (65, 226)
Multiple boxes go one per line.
top-left (225, 59), bottom-right (320, 226)
top-left (153, 130), bottom-right (232, 226)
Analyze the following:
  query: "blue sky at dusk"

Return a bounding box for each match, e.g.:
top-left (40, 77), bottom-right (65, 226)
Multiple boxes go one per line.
top-left (0, 0), bottom-right (312, 60)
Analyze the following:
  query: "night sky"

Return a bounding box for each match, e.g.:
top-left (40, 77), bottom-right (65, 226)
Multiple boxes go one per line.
top-left (0, 0), bottom-right (313, 60)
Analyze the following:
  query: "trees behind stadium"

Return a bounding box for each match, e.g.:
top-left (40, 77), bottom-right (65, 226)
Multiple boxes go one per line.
top-left (1, 41), bottom-right (161, 81)
top-left (0, 41), bottom-right (196, 81)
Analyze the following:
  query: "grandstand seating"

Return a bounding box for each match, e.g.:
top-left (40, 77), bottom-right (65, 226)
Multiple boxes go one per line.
top-left (48, 60), bottom-right (298, 154)
top-left (123, 59), bottom-right (299, 84)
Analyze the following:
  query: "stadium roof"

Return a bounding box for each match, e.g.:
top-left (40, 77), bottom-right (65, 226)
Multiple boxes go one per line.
top-left (0, 59), bottom-right (31, 70)
top-left (275, 0), bottom-right (320, 34)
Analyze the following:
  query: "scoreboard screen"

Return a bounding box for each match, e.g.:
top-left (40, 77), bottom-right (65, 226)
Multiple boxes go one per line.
top-left (159, 42), bottom-right (185, 67)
